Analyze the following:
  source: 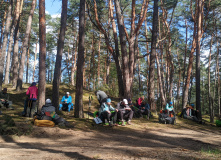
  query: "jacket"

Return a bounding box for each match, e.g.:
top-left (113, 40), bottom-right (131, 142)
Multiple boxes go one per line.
top-left (116, 102), bottom-right (130, 113)
top-left (61, 95), bottom-right (72, 104)
top-left (26, 86), bottom-right (38, 100)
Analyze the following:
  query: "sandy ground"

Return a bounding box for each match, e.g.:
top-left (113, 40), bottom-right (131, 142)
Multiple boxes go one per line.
top-left (0, 117), bottom-right (221, 160)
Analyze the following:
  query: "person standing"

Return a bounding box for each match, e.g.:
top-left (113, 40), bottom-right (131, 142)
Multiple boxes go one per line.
top-left (25, 82), bottom-right (38, 117)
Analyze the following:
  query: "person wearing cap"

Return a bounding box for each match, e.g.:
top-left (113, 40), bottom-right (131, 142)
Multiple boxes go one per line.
top-left (99, 98), bottom-right (118, 126)
top-left (165, 101), bottom-right (173, 111)
top-left (59, 92), bottom-right (74, 112)
top-left (22, 82), bottom-right (38, 117)
top-left (0, 88), bottom-right (13, 109)
top-left (180, 104), bottom-right (199, 122)
top-left (95, 90), bottom-right (108, 106)
top-left (39, 99), bottom-right (72, 127)
top-left (116, 99), bottom-right (134, 125)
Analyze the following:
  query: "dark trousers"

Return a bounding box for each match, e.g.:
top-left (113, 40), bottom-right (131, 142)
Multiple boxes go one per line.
top-left (26, 99), bottom-right (37, 117)
top-left (100, 111), bottom-right (117, 124)
top-left (118, 110), bottom-right (134, 121)
top-left (139, 109), bottom-right (150, 117)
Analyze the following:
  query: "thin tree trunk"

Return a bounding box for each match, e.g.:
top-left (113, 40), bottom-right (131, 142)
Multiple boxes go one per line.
top-left (0, 0), bottom-right (13, 91)
top-left (97, 32), bottom-right (101, 88)
top-left (106, 51), bottom-right (110, 85)
top-left (17, 0), bottom-right (36, 91)
top-left (38, 0), bottom-right (47, 110)
top-left (195, 0), bottom-right (202, 120)
top-left (182, 19), bottom-right (188, 108)
top-left (12, 0), bottom-right (24, 88)
top-left (148, 0), bottom-right (158, 110)
top-left (182, 19), bottom-right (197, 109)
top-left (188, 72), bottom-right (193, 104)
top-left (0, 5), bottom-right (7, 54)
top-left (74, 0), bottom-right (85, 118)
top-left (32, 37), bottom-right (38, 82)
top-left (26, 36), bottom-right (31, 83)
top-left (52, 0), bottom-right (68, 110)
top-left (92, 33), bottom-right (95, 91)
top-left (145, 20), bottom-right (150, 98)
top-left (208, 31), bottom-right (213, 123)
top-left (2, 7), bottom-right (10, 84)
top-left (156, 52), bottom-right (166, 106)
top-left (175, 45), bottom-right (181, 110)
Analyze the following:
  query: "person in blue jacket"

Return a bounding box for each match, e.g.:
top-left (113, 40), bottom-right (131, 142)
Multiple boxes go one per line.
top-left (100, 98), bottom-right (118, 126)
top-left (165, 101), bottom-right (174, 112)
top-left (59, 92), bottom-right (74, 112)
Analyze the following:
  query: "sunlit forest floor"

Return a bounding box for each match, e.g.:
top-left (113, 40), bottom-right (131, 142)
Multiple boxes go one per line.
top-left (0, 84), bottom-right (221, 160)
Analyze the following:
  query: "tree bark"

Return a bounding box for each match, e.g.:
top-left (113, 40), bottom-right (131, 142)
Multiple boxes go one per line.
top-left (26, 36), bottom-right (31, 83)
top-left (156, 52), bottom-right (166, 106)
top-left (148, 0), bottom-right (158, 110)
top-left (74, 0), bottom-right (85, 118)
top-left (52, 0), bottom-right (68, 110)
top-left (2, 6), bottom-right (10, 84)
top-left (0, 0), bottom-right (13, 91)
top-left (97, 32), bottom-right (101, 88)
top-left (182, 19), bottom-right (188, 108)
top-left (114, 0), bottom-right (130, 98)
top-left (12, 0), bottom-right (24, 88)
top-left (32, 37), bottom-right (38, 82)
top-left (16, 0), bottom-right (36, 91)
top-left (38, 0), bottom-right (46, 110)
top-left (195, 0), bottom-right (203, 120)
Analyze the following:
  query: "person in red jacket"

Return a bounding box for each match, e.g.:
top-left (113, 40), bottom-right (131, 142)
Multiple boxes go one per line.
top-left (22, 82), bottom-right (38, 117)
top-left (136, 96), bottom-right (144, 108)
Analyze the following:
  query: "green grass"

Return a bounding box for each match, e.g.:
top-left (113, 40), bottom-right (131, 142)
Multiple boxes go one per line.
top-left (201, 147), bottom-right (221, 156)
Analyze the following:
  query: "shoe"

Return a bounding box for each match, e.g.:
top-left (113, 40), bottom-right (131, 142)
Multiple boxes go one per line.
top-left (121, 120), bottom-right (125, 126)
top-left (113, 123), bottom-right (118, 126)
top-left (127, 120), bottom-right (132, 125)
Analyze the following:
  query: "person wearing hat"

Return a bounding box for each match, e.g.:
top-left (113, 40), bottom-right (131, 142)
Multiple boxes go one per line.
top-left (116, 99), bottom-right (134, 125)
top-left (99, 98), bottom-right (118, 126)
top-left (0, 88), bottom-right (13, 109)
top-left (39, 99), bottom-right (73, 127)
top-left (22, 82), bottom-right (38, 117)
top-left (180, 104), bottom-right (199, 122)
top-left (59, 92), bottom-right (74, 112)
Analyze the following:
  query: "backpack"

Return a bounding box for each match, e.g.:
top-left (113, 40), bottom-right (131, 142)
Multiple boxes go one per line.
top-left (34, 119), bottom-right (55, 127)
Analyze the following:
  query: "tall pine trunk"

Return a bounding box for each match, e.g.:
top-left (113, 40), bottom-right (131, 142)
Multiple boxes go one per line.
top-left (17, 0), bottom-right (36, 91)
top-left (38, 0), bottom-right (46, 110)
top-left (148, 0), bottom-right (158, 110)
top-left (0, 0), bottom-right (13, 91)
top-left (74, 0), bottom-right (85, 118)
top-left (32, 37), bottom-right (38, 82)
top-left (195, 0), bottom-right (203, 120)
top-left (52, 0), bottom-right (68, 110)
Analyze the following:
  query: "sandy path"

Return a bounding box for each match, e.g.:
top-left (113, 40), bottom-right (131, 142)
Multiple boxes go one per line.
top-left (0, 121), bottom-right (221, 160)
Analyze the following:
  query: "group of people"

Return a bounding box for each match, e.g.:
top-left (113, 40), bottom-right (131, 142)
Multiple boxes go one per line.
top-left (20, 82), bottom-right (74, 117)
top-left (96, 90), bottom-right (151, 126)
